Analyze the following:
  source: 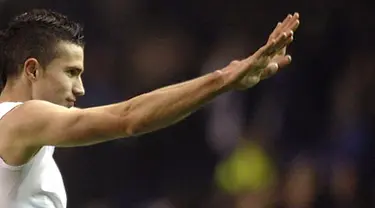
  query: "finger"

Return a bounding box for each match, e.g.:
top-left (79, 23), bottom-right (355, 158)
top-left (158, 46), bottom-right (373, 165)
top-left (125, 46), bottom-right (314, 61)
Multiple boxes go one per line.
top-left (253, 38), bottom-right (277, 58)
top-left (268, 31), bottom-right (293, 56)
top-left (293, 12), bottom-right (300, 18)
top-left (290, 19), bottom-right (300, 32)
top-left (269, 22), bottom-right (282, 40)
top-left (260, 55), bottom-right (292, 80)
top-left (284, 33), bottom-right (294, 46)
top-left (281, 14), bottom-right (293, 28)
top-left (286, 13), bottom-right (299, 27)
top-left (273, 14), bottom-right (292, 37)
top-left (260, 63), bottom-right (279, 80)
top-left (243, 76), bottom-right (261, 88)
top-left (279, 14), bottom-right (294, 32)
top-left (285, 13), bottom-right (300, 32)
top-left (275, 55), bottom-right (292, 69)
top-left (270, 12), bottom-right (299, 41)
top-left (274, 22), bottom-right (282, 33)
top-left (255, 28), bottom-right (293, 58)
top-left (275, 13), bottom-right (298, 40)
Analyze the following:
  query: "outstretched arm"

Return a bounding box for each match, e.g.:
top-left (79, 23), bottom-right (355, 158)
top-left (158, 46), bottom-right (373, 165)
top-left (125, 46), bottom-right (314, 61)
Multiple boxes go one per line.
top-left (0, 13), bottom-right (300, 165)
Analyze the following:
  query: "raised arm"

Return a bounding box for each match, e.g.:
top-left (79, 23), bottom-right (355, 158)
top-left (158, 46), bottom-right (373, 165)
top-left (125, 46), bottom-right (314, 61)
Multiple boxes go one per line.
top-left (0, 13), bottom-right (299, 165)
top-left (7, 71), bottom-right (221, 144)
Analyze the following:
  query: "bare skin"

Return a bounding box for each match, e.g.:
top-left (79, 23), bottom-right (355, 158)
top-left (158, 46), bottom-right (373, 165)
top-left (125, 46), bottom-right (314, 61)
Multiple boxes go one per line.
top-left (0, 13), bottom-right (300, 166)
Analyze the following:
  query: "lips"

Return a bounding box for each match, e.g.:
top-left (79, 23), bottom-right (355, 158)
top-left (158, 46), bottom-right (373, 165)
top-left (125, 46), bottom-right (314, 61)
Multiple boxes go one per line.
top-left (66, 98), bottom-right (76, 102)
top-left (66, 98), bottom-right (76, 107)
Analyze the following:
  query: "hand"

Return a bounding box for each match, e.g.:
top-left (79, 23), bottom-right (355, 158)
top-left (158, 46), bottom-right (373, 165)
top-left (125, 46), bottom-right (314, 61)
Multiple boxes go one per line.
top-left (261, 13), bottom-right (300, 80)
top-left (219, 13), bottom-right (300, 90)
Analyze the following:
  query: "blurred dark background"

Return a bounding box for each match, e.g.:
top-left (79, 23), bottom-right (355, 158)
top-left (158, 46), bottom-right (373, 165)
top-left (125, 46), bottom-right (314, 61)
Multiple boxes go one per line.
top-left (2, 0), bottom-right (375, 207)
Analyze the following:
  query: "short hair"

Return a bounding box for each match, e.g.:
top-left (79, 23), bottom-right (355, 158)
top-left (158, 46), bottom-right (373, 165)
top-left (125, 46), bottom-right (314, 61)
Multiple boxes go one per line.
top-left (0, 9), bottom-right (85, 88)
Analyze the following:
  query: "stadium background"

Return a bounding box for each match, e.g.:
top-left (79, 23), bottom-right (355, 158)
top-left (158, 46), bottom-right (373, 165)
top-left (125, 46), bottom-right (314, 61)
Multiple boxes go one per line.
top-left (1, 0), bottom-right (375, 207)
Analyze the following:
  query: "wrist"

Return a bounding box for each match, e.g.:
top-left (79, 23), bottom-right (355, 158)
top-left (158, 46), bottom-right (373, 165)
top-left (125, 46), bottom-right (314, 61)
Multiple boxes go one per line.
top-left (213, 69), bottom-right (233, 93)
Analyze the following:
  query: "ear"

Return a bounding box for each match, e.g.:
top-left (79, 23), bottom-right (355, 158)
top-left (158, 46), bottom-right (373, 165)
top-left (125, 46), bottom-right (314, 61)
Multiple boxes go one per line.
top-left (24, 58), bottom-right (42, 82)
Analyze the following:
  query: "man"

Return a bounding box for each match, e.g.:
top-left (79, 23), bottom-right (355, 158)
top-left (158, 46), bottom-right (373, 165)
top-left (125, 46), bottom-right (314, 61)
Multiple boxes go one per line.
top-left (0, 9), bottom-right (299, 208)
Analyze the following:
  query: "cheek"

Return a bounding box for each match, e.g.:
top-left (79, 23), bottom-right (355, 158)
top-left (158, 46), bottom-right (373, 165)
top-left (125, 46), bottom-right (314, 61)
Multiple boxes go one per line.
top-left (43, 73), bottom-right (72, 97)
top-left (53, 76), bottom-right (73, 94)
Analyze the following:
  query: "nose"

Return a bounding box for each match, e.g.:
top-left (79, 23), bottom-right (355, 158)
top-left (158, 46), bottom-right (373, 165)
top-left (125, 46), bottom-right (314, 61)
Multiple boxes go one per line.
top-left (73, 77), bottom-right (85, 97)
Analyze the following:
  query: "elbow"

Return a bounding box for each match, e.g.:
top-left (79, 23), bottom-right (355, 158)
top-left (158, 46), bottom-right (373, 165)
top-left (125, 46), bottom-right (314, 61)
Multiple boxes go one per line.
top-left (123, 122), bottom-right (138, 137)
top-left (114, 96), bottom-right (151, 137)
top-left (119, 109), bottom-right (152, 137)
top-left (121, 115), bottom-right (144, 137)
top-left (116, 106), bottom-right (142, 137)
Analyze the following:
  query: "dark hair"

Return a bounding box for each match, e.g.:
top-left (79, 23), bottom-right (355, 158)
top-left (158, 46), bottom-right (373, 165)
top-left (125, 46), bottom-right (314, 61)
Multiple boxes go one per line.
top-left (0, 9), bottom-right (84, 88)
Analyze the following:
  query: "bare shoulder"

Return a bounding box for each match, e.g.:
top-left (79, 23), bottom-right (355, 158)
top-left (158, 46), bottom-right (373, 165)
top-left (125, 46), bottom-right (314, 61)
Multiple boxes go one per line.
top-left (1, 99), bottom-right (131, 156)
top-left (0, 100), bottom-right (66, 130)
top-left (0, 101), bottom-right (55, 165)
top-left (15, 99), bottom-right (70, 114)
top-left (0, 100), bottom-right (80, 165)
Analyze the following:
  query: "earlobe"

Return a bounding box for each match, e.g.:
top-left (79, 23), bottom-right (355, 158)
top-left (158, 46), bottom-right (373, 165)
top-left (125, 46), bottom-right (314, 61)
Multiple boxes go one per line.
top-left (24, 58), bottom-right (40, 81)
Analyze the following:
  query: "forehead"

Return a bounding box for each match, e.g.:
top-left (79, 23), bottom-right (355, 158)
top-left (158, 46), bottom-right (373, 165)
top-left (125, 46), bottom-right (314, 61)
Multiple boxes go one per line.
top-left (47, 42), bottom-right (84, 70)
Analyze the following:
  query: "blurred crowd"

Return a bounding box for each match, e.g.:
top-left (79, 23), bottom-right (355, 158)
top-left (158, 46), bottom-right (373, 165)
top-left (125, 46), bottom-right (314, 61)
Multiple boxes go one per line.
top-left (1, 0), bottom-right (375, 207)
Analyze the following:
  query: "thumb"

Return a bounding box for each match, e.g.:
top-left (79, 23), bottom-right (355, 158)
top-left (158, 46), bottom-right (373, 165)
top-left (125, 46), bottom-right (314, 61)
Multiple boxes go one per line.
top-left (260, 62), bottom-right (279, 80)
top-left (275, 55), bottom-right (292, 69)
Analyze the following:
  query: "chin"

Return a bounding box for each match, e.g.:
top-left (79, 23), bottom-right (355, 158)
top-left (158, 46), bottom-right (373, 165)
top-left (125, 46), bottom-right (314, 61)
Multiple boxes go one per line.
top-left (63, 101), bottom-right (75, 108)
top-left (59, 102), bottom-right (72, 108)
top-left (66, 104), bottom-right (74, 108)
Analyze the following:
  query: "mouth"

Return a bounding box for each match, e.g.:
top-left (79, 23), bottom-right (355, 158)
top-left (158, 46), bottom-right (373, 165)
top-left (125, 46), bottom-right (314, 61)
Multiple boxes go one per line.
top-left (66, 99), bottom-right (76, 107)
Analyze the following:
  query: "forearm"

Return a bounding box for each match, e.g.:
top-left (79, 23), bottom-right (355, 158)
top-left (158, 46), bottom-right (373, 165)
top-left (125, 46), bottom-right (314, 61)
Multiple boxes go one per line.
top-left (113, 71), bottom-right (227, 136)
top-left (155, 74), bottom-right (213, 92)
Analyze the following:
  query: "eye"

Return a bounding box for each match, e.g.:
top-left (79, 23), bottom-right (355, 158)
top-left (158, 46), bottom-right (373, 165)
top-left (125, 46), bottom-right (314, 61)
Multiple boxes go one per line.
top-left (66, 69), bottom-right (79, 77)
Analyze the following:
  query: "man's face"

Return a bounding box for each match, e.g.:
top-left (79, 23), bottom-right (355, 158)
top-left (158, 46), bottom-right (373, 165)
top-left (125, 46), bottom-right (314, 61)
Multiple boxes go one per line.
top-left (31, 42), bottom-right (85, 108)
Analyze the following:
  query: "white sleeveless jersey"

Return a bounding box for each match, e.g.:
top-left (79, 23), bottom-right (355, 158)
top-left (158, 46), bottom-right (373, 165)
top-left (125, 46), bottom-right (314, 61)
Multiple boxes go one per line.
top-left (0, 102), bottom-right (67, 208)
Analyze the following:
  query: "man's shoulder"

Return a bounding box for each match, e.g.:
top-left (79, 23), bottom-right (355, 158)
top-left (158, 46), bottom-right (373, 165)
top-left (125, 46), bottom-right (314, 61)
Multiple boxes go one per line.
top-left (3, 100), bottom-right (71, 117)
top-left (0, 100), bottom-right (62, 166)
top-left (0, 100), bottom-right (71, 139)
top-left (0, 100), bottom-right (53, 115)
top-left (0, 101), bottom-right (23, 119)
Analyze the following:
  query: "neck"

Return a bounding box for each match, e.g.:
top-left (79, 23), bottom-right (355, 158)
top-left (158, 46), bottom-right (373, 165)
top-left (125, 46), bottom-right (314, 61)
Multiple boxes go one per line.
top-left (0, 79), bottom-right (32, 103)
